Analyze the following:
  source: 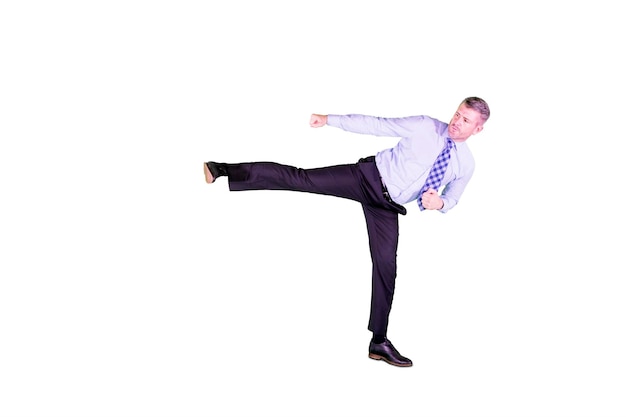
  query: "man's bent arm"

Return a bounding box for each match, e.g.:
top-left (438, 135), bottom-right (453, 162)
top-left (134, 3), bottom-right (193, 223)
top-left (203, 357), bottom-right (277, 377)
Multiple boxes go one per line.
top-left (439, 174), bottom-right (472, 213)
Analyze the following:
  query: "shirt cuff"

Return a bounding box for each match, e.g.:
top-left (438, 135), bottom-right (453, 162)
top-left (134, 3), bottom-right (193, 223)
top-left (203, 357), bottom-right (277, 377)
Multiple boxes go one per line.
top-left (326, 114), bottom-right (340, 127)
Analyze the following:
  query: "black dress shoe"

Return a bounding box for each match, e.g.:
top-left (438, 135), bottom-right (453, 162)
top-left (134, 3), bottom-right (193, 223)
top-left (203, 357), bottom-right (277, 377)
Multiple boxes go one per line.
top-left (369, 338), bottom-right (413, 367)
top-left (204, 161), bottom-right (228, 183)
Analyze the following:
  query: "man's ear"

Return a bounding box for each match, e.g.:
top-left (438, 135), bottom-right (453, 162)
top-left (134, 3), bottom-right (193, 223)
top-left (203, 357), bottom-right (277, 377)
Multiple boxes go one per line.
top-left (473, 125), bottom-right (484, 135)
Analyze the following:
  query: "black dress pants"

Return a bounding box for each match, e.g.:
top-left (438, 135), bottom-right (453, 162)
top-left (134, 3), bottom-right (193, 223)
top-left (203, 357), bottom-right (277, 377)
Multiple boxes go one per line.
top-left (226, 157), bottom-right (406, 336)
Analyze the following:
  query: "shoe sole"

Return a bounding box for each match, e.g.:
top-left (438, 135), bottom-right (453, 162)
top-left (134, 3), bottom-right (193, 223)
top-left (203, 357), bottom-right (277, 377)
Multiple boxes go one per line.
top-left (368, 353), bottom-right (413, 367)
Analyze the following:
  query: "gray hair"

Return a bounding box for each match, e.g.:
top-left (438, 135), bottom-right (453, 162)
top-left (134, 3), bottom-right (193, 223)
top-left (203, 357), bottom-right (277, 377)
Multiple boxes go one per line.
top-left (462, 97), bottom-right (490, 124)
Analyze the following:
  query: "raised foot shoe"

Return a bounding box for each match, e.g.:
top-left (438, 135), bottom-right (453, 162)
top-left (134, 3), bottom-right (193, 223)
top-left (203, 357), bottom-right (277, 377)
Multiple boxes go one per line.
top-left (368, 338), bottom-right (413, 367)
top-left (204, 161), bottom-right (228, 184)
top-left (204, 162), bottom-right (215, 183)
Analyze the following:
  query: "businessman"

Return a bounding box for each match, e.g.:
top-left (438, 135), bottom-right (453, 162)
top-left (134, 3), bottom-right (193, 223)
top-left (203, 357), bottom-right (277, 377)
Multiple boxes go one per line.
top-left (203, 97), bottom-right (490, 367)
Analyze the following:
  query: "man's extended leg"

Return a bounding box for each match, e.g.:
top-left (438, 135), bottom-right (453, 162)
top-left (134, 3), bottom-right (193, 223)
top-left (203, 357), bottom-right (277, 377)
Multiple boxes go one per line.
top-left (210, 161), bottom-right (373, 204)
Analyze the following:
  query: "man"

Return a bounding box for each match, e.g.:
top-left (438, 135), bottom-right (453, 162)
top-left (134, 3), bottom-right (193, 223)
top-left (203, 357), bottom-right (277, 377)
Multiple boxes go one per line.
top-left (204, 97), bottom-right (490, 367)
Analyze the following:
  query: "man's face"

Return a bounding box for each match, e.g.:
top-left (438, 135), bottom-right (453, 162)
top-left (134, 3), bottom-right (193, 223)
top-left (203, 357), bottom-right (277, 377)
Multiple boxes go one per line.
top-left (448, 104), bottom-right (483, 142)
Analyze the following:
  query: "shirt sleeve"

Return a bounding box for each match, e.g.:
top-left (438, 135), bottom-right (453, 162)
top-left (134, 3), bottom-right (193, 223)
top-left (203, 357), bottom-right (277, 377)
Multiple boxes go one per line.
top-left (327, 114), bottom-right (428, 138)
top-left (438, 168), bottom-right (474, 213)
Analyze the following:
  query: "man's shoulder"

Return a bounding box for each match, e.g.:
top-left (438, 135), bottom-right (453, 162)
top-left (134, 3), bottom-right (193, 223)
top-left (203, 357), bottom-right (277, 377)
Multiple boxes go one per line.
top-left (456, 142), bottom-right (476, 167)
top-left (412, 115), bottom-right (444, 125)
top-left (403, 115), bottom-right (447, 135)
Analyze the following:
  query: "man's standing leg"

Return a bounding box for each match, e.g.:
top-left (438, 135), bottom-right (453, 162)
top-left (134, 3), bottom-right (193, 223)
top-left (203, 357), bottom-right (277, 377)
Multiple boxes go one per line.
top-left (362, 204), bottom-right (413, 367)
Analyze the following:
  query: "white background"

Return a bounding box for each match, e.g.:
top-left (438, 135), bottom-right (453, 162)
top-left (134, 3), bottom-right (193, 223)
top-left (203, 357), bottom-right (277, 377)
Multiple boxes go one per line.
top-left (1, 1), bottom-right (624, 416)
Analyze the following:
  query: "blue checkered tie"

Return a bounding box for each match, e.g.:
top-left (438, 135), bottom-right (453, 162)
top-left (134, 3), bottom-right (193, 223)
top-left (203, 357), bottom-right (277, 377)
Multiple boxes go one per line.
top-left (418, 138), bottom-right (454, 211)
